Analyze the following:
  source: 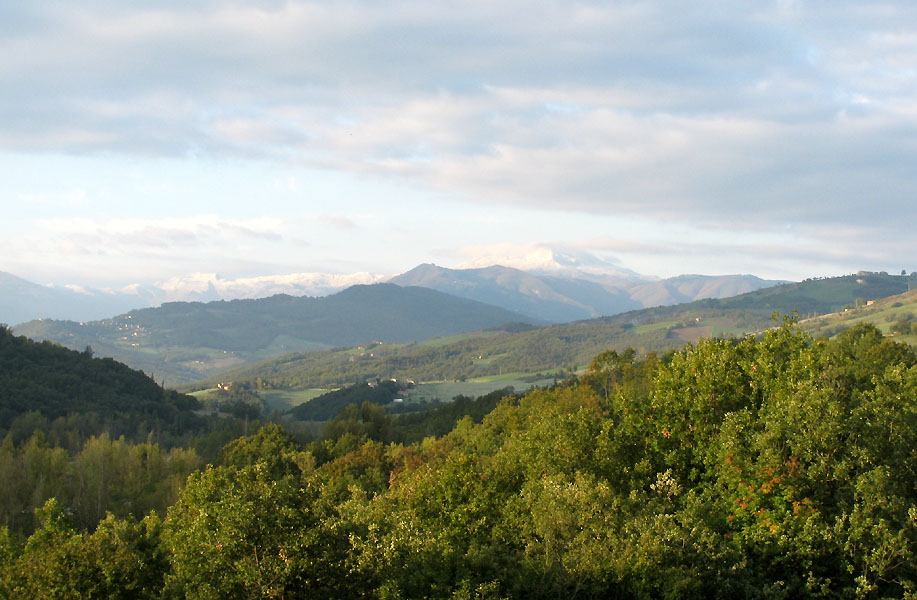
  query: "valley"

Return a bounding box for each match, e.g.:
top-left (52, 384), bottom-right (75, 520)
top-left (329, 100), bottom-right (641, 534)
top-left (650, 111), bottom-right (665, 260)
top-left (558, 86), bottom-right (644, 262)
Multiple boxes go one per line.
top-left (191, 272), bottom-right (914, 404)
top-left (13, 284), bottom-right (535, 385)
top-left (12, 265), bottom-right (911, 393)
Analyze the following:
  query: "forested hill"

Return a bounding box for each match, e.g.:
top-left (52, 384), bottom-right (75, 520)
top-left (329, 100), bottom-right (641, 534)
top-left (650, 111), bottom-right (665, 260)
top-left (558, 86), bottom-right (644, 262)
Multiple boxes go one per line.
top-left (13, 284), bottom-right (535, 385)
top-left (0, 325), bottom-right (200, 441)
top-left (711, 271), bottom-right (912, 311)
top-left (210, 272), bottom-right (917, 390)
top-left (115, 284), bottom-right (535, 347)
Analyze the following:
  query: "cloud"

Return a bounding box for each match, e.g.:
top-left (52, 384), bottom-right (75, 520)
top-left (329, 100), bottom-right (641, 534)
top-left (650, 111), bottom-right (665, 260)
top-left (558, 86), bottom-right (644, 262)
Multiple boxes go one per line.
top-left (33, 215), bottom-right (284, 257)
top-left (0, 0), bottom-right (915, 275)
top-left (0, 213), bottom-right (298, 285)
top-left (17, 189), bottom-right (87, 207)
top-left (575, 224), bottom-right (913, 280)
top-left (318, 214), bottom-right (357, 229)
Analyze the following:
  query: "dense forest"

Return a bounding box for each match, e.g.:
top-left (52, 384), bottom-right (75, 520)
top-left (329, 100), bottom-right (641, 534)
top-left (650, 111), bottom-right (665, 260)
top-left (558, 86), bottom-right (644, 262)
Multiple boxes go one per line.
top-left (2, 319), bottom-right (916, 598)
top-left (0, 325), bottom-right (205, 448)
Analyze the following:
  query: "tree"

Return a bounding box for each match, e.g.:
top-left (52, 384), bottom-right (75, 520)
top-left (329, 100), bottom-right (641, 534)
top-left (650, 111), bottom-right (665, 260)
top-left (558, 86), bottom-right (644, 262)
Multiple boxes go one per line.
top-left (218, 422), bottom-right (307, 477)
top-left (165, 425), bottom-right (352, 598)
top-left (0, 499), bottom-right (165, 599)
top-left (163, 463), bottom-right (325, 598)
top-left (582, 348), bottom-right (635, 403)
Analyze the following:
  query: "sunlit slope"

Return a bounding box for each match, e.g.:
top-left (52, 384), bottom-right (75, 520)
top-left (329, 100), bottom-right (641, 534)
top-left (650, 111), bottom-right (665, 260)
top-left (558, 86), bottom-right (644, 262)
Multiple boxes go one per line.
top-left (800, 287), bottom-right (917, 344)
top-left (208, 273), bottom-right (915, 391)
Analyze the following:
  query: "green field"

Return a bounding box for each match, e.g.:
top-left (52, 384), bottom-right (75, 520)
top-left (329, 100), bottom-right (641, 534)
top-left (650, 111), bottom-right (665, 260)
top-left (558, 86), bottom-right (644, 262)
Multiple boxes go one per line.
top-left (633, 320), bottom-right (677, 334)
top-left (801, 288), bottom-right (917, 344)
top-left (260, 388), bottom-right (334, 411)
top-left (406, 374), bottom-right (556, 403)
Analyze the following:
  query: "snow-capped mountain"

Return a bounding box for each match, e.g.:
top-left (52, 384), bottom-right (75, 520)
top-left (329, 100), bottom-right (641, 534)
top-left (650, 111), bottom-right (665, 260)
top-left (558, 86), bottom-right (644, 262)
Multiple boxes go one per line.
top-left (149, 271), bottom-right (387, 303)
top-left (454, 245), bottom-right (647, 281)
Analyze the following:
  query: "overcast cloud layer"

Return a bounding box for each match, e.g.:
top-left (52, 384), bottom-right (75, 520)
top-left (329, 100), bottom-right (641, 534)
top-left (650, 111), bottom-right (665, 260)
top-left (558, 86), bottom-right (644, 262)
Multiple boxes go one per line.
top-left (1, 1), bottom-right (915, 286)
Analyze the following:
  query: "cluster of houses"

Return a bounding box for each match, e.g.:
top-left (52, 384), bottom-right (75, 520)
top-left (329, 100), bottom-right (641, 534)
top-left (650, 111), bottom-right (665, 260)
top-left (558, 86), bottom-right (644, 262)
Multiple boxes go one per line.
top-left (367, 377), bottom-right (415, 404)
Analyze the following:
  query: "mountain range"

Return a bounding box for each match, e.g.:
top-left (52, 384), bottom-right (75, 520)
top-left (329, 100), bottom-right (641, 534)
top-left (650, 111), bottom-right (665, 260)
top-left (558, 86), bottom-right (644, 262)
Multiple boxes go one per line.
top-left (13, 284), bottom-right (533, 385)
top-left (0, 271), bottom-right (147, 326)
top-left (390, 263), bottom-right (784, 323)
top-left (15, 271), bottom-right (914, 389)
top-left (0, 270), bottom-right (388, 326)
top-left (208, 272), bottom-right (917, 394)
top-left (1, 248), bottom-right (785, 325)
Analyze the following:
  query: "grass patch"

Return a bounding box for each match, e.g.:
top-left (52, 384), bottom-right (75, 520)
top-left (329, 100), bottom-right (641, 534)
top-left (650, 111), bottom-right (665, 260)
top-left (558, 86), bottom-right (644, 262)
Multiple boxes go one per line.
top-left (633, 321), bottom-right (678, 335)
top-left (260, 388), bottom-right (333, 412)
top-left (407, 375), bottom-right (555, 403)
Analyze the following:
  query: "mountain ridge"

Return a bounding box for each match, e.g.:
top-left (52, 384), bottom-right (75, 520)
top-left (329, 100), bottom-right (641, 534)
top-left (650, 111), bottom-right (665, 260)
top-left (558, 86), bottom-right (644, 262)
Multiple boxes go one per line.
top-left (13, 283), bottom-right (536, 385)
top-left (207, 272), bottom-right (915, 392)
top-left (389, 263), bottom-right (785, 323)
top-left (1, 247), bottom-right (785, 325)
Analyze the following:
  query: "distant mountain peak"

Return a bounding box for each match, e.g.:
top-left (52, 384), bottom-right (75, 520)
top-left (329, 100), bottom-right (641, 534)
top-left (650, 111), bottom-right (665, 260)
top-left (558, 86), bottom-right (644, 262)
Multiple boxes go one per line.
top-left (454, 245), bottom-right (646, 281)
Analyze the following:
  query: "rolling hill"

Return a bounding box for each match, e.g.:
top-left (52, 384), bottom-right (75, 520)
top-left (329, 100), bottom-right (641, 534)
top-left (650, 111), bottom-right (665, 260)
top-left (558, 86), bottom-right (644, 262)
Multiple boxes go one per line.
top-left (13, 284), bottom-right (536, 385)
top-left (0, 324), bottom-right (200, 437)
top-left (800, 287), bottom-right (917, 343)
top-left (208, 272), bottom-right (916, 396)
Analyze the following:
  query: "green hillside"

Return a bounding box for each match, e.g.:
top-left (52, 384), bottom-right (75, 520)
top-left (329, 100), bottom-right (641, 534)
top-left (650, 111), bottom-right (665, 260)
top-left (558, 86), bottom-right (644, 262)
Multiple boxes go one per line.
top-left (713, 271), bottom-right (911, 313)
top-left (0, 325), bottom-right (202, 444)
top-left (601, 271), bottom-right (913, 324)
top-left (206, 273), bottom-right (915, 394)
top-left (801, 287), bottom-right (917, 342)
top-left (13, 284), bottom-right (535, 385)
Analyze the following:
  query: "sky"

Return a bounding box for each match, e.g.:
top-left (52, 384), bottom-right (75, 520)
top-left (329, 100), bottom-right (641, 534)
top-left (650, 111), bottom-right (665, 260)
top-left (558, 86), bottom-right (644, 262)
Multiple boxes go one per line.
top-left (1, 0), bottom-right (915, 288)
